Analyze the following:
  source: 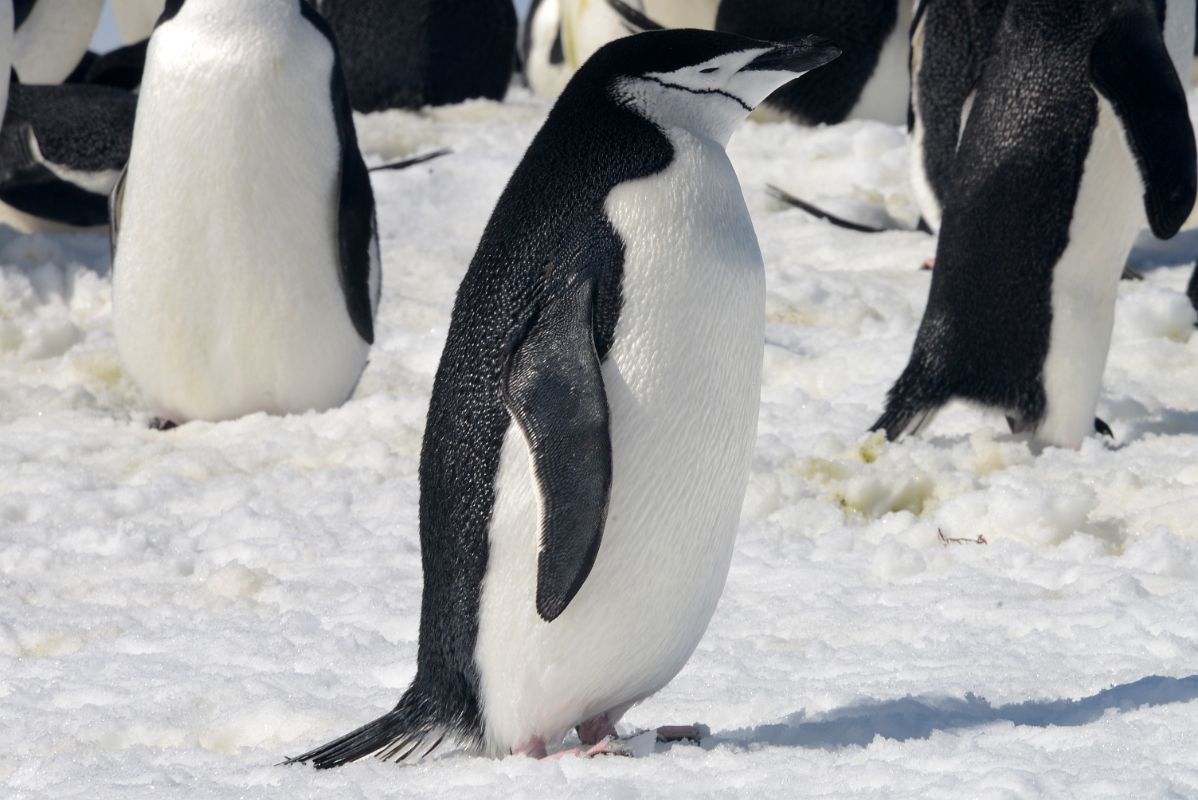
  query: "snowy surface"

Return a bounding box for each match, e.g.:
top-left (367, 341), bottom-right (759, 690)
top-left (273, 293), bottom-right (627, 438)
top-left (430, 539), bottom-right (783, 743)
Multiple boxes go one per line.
top-left (4, 88), bottom-right (1198, 799)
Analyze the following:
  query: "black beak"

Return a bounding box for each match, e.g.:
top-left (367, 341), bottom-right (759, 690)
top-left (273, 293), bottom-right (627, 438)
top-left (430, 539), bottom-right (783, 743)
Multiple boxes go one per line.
top-left (742, 35), bottom-right (842, 74)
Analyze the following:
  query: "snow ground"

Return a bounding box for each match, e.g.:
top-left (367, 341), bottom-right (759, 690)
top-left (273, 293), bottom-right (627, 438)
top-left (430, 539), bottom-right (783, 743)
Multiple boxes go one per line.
top-left (3, 88), bottom-right (1198, 799)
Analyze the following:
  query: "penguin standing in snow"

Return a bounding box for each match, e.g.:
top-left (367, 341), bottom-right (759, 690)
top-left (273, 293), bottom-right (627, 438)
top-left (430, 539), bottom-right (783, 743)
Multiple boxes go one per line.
top-left (0, 75), bottom-right (136, 232)
top-left (874, 0), bottom-right (1196, 449)
top-left (314, 0), bottom-right (517, 113)
top-left (716, 0), bottom-right (912, 125)
top-left (522, 0), bottom-right (571, 98)
top-left (288, 29), bottom-right (841, 766)
top-left (112, 0), bottom-right (380, 426)
top-left (11, 0), bottom-right (105, 85)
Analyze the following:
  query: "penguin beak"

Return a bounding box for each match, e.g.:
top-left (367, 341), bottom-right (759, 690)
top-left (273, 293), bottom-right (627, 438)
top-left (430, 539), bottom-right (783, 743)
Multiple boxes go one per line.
top-left (742, 36), bottom-right (842, 74)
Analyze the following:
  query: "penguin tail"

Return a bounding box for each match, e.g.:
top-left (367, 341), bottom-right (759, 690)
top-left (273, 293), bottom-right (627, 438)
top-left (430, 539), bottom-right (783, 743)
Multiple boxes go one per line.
top-left (871, 405), bottom-right (936, 441)
top-left (284, 689), bottom-right (463, 769)
top-left (606, 0), bottom-right (666, 33)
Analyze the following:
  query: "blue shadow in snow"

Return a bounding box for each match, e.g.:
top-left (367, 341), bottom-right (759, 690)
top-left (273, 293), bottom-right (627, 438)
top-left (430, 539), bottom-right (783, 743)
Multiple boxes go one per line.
top-left (710, 674), bottom-right (1198, 751)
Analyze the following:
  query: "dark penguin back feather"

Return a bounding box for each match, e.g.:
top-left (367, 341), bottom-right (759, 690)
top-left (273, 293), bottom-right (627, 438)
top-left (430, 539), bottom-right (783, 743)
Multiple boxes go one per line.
top-left (289, 29), bottom-right (777, 767)
top-left (13, 0), bottom-right (36, 30)
top-left (716, 0), bottom-right (897, 124)
top-left (0, 79), bottom-right (136, 226)
top-left (315, 0), bottom-right (518, 112)
top-left (876, 0), bottom-right (1108, 435)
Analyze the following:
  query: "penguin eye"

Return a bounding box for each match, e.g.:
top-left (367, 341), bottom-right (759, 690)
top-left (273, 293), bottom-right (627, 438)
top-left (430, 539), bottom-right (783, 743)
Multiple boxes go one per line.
top-left (699, 67), bottom-right (719, 74)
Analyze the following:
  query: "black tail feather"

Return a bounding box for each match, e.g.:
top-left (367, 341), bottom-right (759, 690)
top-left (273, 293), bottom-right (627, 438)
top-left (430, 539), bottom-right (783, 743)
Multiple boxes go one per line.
top-left (285, 692), bottom-right (451, 770)
top-left (605, 0), bottom-right (665, 33)
top-left (766, 184), bottom-right (893, 234)
top-left (369, 149), bottom-right (451, 173)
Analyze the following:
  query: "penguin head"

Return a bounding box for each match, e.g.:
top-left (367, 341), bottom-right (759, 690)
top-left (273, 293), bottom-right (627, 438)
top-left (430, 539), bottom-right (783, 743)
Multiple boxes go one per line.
top-left (579, 30), bottom-right (841, 144)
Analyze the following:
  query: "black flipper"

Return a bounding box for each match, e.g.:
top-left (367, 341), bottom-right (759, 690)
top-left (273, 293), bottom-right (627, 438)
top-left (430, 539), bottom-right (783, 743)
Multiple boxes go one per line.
top-left (109, 162), bottom-right (129, 264)
top-left (300, 3), bottom-right (378, 345)
top-left (502, 278), bottom-right (611, 623)
top-left (1090, 0), bottom-right (1198, 239)
top-left (1188, 261), bottom-right (1198, 319)
top-left (606, 0), bottom-right (665, 33)
top-left (368, 149), bottom-right (450, 173)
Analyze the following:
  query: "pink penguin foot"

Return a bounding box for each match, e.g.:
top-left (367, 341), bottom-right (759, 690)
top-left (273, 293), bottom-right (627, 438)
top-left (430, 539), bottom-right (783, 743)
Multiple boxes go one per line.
top-left (921, 258), bottom-right (935, 271)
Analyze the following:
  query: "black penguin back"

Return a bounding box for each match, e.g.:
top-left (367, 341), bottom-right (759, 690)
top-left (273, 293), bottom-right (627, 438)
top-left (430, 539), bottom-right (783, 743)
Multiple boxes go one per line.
top-left (716, 0), bottom-right (897, 124)
top-left (316, 0), bottom-right (517, 112)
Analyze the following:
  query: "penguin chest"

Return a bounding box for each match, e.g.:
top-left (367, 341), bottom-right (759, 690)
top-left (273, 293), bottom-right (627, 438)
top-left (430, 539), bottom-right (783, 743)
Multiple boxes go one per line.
top-left (112, 19), bottom-right (369, 423)
top-left (1038, 97), bottom-right (1142, 447)
top-left (475, 131), bottom-right (765, 752)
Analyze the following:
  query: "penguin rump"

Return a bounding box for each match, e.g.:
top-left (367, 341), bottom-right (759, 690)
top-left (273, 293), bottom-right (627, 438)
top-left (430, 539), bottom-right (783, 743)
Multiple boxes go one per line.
top-left (288, 29), bottom-right (840, 767)
top-left (875, 0), bottom-right (1196, 449)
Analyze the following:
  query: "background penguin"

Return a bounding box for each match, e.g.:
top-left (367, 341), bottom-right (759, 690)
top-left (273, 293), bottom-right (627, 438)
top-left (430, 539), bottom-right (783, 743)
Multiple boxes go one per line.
top-left (874, 0), bottom-right (1196, 449)
top-left (908, 0), bottom-right (1009, 233)
top-left (559, 0), bottom-right (719, 72)
top-left (1, 2), bottom-right (12, 123)
top-left (112, 0), bottom-right (380, 426)
top-left (716, 0), bottom-right (912, 125)
top-left (11, 0), bottom-right (105, 85)
top-left (313, 0), bottom-right (517, 113)
top-left (0, 74), bottom-right (136, 232)
top-left (110, 0), bottom-right (167, 44)
top-left (522, 0), bottom-right (572, 97)
top-left (287, 28), bottom-right (841, 766)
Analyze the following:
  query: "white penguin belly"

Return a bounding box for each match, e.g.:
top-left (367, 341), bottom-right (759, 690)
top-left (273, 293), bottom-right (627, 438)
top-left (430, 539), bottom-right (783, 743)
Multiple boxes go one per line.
top-left (111, 0), bottom-right (168, 44)
top-left (113, 13), bottom-right (369, 423)
top-left (1038, 98), bottom-right (1142, 448)
top-left (474, 130), bottom-right (765, 754)
top-left (847, 0), bottom-right (911, 126)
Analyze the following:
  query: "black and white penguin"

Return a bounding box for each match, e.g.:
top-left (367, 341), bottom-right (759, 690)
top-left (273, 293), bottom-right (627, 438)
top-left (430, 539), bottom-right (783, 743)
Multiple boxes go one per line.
top-left (874, 0), bottom-right (1196, 449)
top-left (0, 74), bottom-right (136, 232)
top-left (288, 29), bottom-right (841, 766)
top-left (112, 0), bottom-right (380, 426)
top-left (313, 0), bottom-right (517, 113)
top-left (11, 0), bottom-right (105, 85)
top-left (111, 0), bottom-right (167, 44)
top-left (716, 0), bottom-right (911, 125)
top-left (522, 0), bottom-right (571, 97)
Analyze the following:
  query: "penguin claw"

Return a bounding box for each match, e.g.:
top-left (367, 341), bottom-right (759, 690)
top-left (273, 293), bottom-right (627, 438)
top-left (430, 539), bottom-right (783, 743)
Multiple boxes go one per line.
top-left (1094, 417), bottom-right (1115, 438)
top-left (149, 417), bottom-right (178, 431)
top-left (921, 258), bottom-right (935, 271)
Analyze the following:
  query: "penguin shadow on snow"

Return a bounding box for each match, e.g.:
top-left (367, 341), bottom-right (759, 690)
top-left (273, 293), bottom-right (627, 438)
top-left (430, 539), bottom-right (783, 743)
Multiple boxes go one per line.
top-left (702, 674), bottom-right (1198, 753)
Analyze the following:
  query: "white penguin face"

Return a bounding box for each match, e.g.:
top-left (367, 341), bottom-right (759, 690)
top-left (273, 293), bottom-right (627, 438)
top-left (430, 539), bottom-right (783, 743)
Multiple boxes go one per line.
top-left (614, 40), bottom-right (840, 145)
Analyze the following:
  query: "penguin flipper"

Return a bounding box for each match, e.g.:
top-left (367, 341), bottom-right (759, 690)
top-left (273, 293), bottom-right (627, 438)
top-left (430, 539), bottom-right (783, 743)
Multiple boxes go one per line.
top-left (502, 278), bottom-right (611, 623)
top-left (1090, 0), bottom-right (1197, 239)
top-left (605, 0), bottom-right (666, 34)
top-left (109, 162), bottom-right (129, 265)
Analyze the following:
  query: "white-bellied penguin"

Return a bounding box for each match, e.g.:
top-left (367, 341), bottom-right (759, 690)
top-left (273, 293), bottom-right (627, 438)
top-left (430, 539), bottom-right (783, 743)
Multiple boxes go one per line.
top-left (288, 28), bottom-right (841, 765)
top-left (111, 0), bottom-right (381, 426)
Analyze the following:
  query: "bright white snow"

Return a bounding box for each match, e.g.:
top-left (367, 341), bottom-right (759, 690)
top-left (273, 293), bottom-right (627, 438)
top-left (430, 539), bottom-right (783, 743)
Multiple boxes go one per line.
top-left (2, 88), bottom-right (1198, 798)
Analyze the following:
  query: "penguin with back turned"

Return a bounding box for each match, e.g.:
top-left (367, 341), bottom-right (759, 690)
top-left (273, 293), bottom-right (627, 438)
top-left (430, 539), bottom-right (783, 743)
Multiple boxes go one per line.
top-left (875, 0), bottom-right (1196, 449)
top-left (112, 0), bottom-right (380, 426)
top-left (314, 0), bottom-right (517, 113)
top-left (288, 28), bottom-right (841, 766)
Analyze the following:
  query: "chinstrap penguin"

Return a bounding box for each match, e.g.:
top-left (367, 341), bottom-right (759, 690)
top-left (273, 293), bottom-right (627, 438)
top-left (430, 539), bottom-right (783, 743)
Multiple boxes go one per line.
top-left (874, 0), bottom-right (1196, 449)
top-left (287, 28), bottom-right (841, 766)
top-left (522, 0), bottom-right (571, 97)
top-left (313, 0), bottom-right (517, 113)
top-left (560, 0), bottom-right (719, 72)
top-left (112, 0), bottom-right (380, 426)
